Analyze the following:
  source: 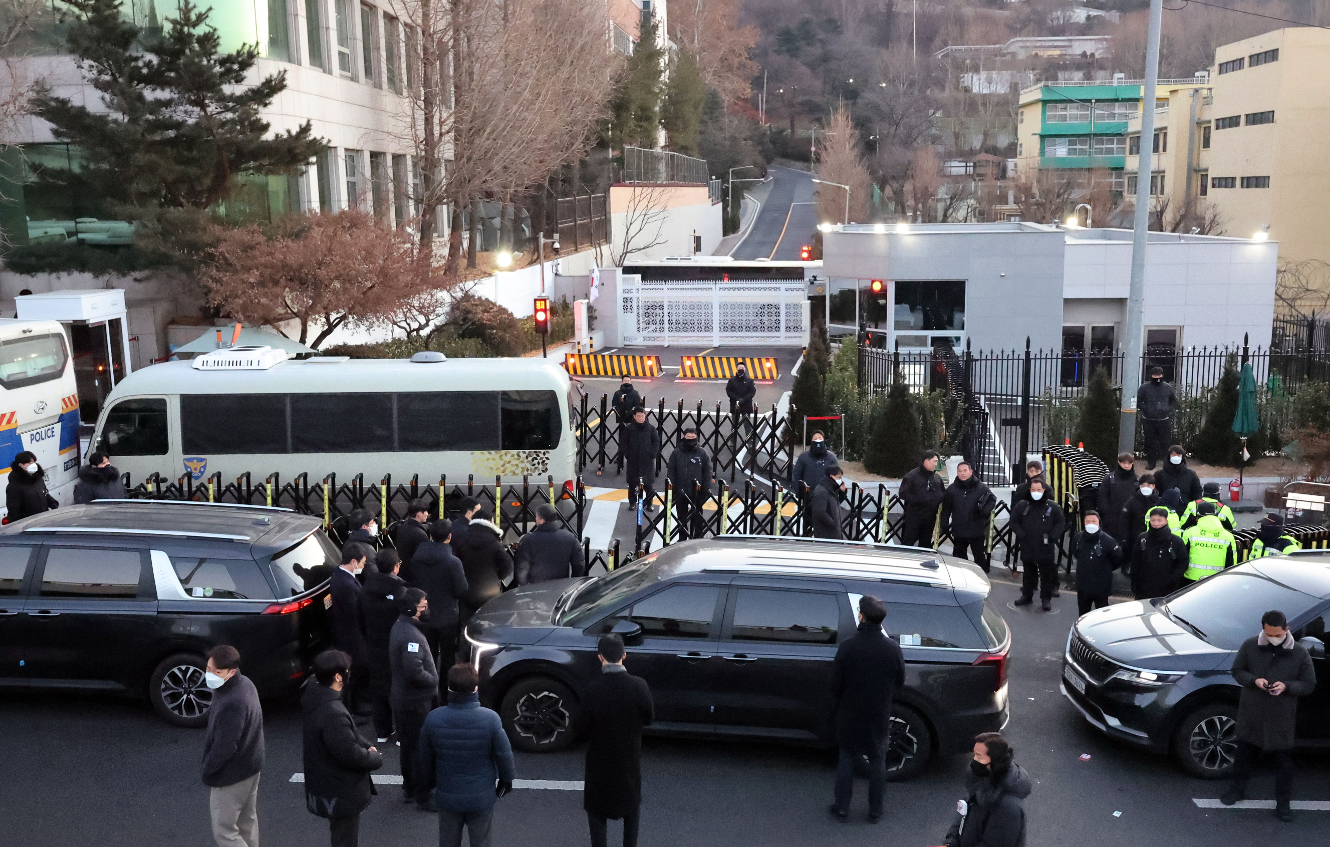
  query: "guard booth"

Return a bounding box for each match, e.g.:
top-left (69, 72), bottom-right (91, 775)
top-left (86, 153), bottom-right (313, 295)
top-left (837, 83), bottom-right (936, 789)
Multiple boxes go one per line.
top-left (15, 289), bottom-right (132, 422)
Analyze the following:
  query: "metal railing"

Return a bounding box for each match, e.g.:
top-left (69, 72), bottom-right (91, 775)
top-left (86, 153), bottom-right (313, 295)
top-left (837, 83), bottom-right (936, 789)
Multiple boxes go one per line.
top-left (1021, 78), bottom-right (1208, 95)
top-left (620, 146), bottom-right (709, 185)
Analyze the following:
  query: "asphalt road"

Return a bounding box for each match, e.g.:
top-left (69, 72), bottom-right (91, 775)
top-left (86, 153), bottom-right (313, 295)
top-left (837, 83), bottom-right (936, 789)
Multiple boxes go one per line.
top-left (731, 166), bottom-right (819, 261)
top-left (3, 575), bottom-right (1327, 847)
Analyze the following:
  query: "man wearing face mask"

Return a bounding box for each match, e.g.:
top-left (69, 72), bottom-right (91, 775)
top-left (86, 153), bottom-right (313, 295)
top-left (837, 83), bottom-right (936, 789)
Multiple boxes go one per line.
top-left (941, 462), bottom-right (996, 573)
top-left (899, 451), bottom-right (945, 547)
top-left (1011, 479), bottom-right (1065, 611)
top-left (1154, 445), bottom-right (1202, 504)
top-left (612, 376), bottom-right (642, 473)
top-left (812, 466), bottom-right (847, 539)
top-left (331, 543), bottom-right (375, 716)
top-left (943, 733), bottom-right (1031, 847)
top-left (791, 431), bottom-right (839, 500)
top-left (726, 362), bottom-right (756, 415)
top-left (6, 450), bottom-right (55, 522)
top-left (1136, 365), bottom-right (1177, 470)
top-left (1122, 474), bottom-right (1160, 538)
top-left (1130, 507), bottom-right (1188, 600)
top-left (201, 645), bottom-right (264, 847)
top-left (1181, 482), bottom-right (1237, 532)
top-left (1071, 512), bottom-right (1121, 615)
top-left (346, 509), bottom-right (380, 549)
top-left (666, 428), bottom-right (712, 539)
top-left (622, 407), bottom-right (660, 514)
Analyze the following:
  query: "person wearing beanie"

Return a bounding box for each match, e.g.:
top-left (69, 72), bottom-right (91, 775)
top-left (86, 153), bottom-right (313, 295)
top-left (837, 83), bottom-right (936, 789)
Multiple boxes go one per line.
top-left (1249, 514), bottom-right (1302, 559)
top-left (1130, 507), bottom-right (1188, 599)
top-left (1181, 500), bottom-right (1237, 584)
top-left (1181, 481), bottom-right (1236, 532)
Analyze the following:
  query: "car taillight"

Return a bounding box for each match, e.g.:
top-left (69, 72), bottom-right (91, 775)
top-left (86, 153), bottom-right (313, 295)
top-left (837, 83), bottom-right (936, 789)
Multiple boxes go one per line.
top-left (973, 650), bottom-right (1008, 691)
top-left (263, 596), bottom-right (316, 615)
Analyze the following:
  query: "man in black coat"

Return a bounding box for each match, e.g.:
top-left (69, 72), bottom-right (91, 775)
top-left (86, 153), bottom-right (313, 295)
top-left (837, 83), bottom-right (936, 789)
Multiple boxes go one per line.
top-left (1137, 365), bottom-right (1178, 469)
top-left (1093, 452), bottom-right (1139, 543)
top-left (665, 428), bottom-right (712, 539)
top-left (726, 363), bottom-right (756, 414)
top-left (201, 645), bottom-right (264, 847)
top-left (574, 634), bottom-right (655, 847)
top-left (1071, 512), bottom-right (1121, 615)
top-left (790, 431), bottom-right (839, 500)
top-left (1011, 479), bottom-right (1066, 611)
top-left (621, 408), bottom-right (660, 514)
top-left (6, 451), bottom-right (54, 522)
top-left (389, 588), bottom-right (440, 811)
top-left (301, 650), bottom-right (383, 847)
top-left (1129, 508), bottom-right (1189, 599)
top-left (941, 461), bottom-right (996, 573)
top-left (345, 509), bottom-right (379, 548)
top-left (898, 451), bottom-right (944, 547)
top-left (1122, 474), bottom-right (1160, 537)
top-left (391, 500), bottom-right (431, 584)
top-left (829, 596), bottom-right (906, 823)
top-left (1009, 460), bottom-right (1044, 508)
top-left (412, 520), bottom-right (469, 668)
top-left (613, 377), bottom-right (643, 473)
top-left (361, 550), bottom-right (407, 743)
top-left (330, 543), bottom-right (374, 715)
top-left (450, 497), bottom-right (482, 555)
top-left (74, 451), bottom-right (127, 504)
top-left (811, 466), bottom-right (846, 539)
top-left (1154, 445), bottom-right (1202, 505)
top-left (453, 508), bottom-right (513, 646)
top-left (515, 504), bottom-right (585, 585)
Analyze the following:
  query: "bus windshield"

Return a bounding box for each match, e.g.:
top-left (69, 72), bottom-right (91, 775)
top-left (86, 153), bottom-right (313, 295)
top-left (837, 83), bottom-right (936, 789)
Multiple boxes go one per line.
top-left (0, 333), bottom-right (69, 390)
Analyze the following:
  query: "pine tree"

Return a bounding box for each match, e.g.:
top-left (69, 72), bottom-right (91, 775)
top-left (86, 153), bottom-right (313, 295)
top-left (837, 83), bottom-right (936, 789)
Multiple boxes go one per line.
top-left (1192, 360), bottom-right (1244, 466)
top-left (864, 378), bottom-right (921, 477)
top-left (790, 346), bottom-right (826, 443)
top-left (661, 50), bottom-right (707, 155)
top-left (32, 0), bottom-right (324, 213)
top-left (1073, 367), bottom-right (1121, 465)
top-left (605, 14), bottom-right (666, 149)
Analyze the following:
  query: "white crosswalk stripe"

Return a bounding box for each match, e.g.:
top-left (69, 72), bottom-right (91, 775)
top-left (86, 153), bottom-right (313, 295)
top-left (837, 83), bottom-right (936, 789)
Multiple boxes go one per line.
top-left (288, 773), bottom-right (583, 790)
top-left (1194, 799), bottom-right (1330, 810)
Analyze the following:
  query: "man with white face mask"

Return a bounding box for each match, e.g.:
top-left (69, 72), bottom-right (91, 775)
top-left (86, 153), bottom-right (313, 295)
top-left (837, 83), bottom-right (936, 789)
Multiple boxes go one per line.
top-left (331, 543), bottom-right (375, 716)
top-left (201, 645), bottom-right (264, 847)
top-left (6, 449), bottom-right (55, 522)
top-left (1070, 512), bottom-right (1121, 615)
top-left (1010, 479), bottom-right (1065, 611)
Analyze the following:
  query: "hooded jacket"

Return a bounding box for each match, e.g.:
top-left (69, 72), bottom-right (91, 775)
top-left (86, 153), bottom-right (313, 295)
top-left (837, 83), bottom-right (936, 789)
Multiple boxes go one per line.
top-left (941, 475), bottom-right (996, 540)
top-left (1093, 465), bottom-right (1138, 541)
top-left (1231, 632), bottom-right (1317, 751)
top-left (1136, 379), bottom-right (1178, 421)
top-left (726, 369), bottom-right (756, 413)
top-left (790, 443), bottom-right (839, 496)
top-left (1154, 458), bottom-right (1202, 505)
top-left (944, 763), bottom-right (1033, 847)
top-left (1129, 526), bottom-right (1188, 599)
top-left (6, 460), bottom-right (53, 522)
top-left (454, 519), bottom-right (513, 608)
top-left (411, 540), bottom-right (469, 632)
top-left (73, 463), bottom-right (127, 504)
top-left (300, 682), bottom-right (382, 819)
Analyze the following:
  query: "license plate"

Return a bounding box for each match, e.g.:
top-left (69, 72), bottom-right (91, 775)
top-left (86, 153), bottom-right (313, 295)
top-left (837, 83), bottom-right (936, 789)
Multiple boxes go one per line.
top-left (1064, 664), bottom-right (1087, 695)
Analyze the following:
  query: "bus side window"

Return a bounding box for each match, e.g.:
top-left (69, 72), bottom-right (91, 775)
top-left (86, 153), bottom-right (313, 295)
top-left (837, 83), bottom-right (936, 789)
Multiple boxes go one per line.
top-left (100, 398), bottom-right (169, 456)
top-left (501, 390), bottom-right (560, 450)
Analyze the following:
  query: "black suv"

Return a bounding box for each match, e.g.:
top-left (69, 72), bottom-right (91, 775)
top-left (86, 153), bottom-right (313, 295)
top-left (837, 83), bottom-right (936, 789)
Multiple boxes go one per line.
top-left (0, 501), bottom-right (336, 727)
top-left (1062, 554), bottom-right (1330, 778)
top-left (466, 537), bottom-right (1011, 779)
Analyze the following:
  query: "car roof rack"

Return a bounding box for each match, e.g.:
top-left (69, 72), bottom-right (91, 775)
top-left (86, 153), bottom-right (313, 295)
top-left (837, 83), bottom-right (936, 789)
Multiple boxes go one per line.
top-left (705, 534), bottom-right (938, 555)
top-left (699, 562), bottom-right (950, 586)
top-left (87, 500), bottom-right (293, 513)
top-left (22, 526), bottom-right (250, 542)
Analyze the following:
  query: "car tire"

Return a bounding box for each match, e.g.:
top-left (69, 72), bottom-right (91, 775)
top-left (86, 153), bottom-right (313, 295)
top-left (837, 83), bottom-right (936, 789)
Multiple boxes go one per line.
top-left (886, 705), bottom-right (933, 782)
top-left (1172, 701), bottom-right (1239, 779)
top-left (149, 653), bottom-right (213, 728)
top-left (500, 676), bottom-right (578, 753)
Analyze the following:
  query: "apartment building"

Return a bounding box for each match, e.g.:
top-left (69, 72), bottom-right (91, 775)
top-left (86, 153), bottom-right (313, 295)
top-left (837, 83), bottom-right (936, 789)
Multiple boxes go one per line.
top-left (1122, 84), bottom-right (1212, 218)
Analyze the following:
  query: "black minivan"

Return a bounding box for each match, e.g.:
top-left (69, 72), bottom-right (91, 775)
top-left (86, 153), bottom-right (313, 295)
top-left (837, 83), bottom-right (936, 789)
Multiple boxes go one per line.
top-left (0, 501), bottom-right (336, 726)
top-left (466, 537), bottom-right (1011, 780)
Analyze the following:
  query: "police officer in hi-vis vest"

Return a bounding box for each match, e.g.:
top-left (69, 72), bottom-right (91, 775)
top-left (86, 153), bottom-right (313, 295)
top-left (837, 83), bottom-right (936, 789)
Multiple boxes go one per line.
top-left (1180, 500), bottom-right (1236, 583)
top-left (1181, 481), bottom-right (1236, 532)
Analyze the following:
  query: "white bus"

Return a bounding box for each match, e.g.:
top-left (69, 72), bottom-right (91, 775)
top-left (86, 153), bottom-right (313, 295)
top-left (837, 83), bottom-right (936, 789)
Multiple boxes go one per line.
top-left (88, 348), bottom-right (578, 490)
top-left (0, 319), bottom-right (82, 512)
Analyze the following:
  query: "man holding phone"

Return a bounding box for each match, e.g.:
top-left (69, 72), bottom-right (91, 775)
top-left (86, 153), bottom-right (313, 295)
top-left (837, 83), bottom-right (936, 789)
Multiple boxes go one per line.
top-left (1220, 610), bottom-right (1317, 821)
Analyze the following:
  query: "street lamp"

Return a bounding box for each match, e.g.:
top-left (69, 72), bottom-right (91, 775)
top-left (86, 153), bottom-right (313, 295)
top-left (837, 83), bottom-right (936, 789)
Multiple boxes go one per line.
top-left (537, 234), bottom-right (560, 293)
top-left (811, 178), bottom-right (850, 225)
top-left (1253, 223), bottom-right (1270, 242)
top-left (1065, 203), bottom-right (1092, 229)
top-left (496, 251), bottom-right (514, 268)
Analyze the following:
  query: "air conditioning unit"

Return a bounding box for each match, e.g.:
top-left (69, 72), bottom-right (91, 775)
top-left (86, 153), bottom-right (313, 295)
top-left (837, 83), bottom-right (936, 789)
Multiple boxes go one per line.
top-left (1112, 72), bottom-right (1125, 84)
top-left (192, 345), bottom-right (290, 370)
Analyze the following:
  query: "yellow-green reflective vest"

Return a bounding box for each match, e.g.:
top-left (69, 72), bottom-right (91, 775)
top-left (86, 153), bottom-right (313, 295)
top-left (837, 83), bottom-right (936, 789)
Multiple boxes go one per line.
top-left (1182, 497), bottom-right (1235, 531)
top-left (1249, 536), bottom-right (1301, 559)
top-left (1181, 515), bottom-right (1236, 581)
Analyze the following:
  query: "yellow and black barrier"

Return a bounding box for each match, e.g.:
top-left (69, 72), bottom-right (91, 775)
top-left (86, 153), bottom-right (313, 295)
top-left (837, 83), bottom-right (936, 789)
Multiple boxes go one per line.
top-left (679, 355), bottom-right (780, 381)
top-left (563, 352), bottom-right (661, 378)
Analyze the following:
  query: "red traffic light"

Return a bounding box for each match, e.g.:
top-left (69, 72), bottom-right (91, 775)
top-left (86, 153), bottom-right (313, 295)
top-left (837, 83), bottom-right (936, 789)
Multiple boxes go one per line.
top-left (800, 245), bottom-right (811, 260)
top-left (870, 279), bottom-right (884, 293)
top-left (533, 297), bottom-right (551, 334)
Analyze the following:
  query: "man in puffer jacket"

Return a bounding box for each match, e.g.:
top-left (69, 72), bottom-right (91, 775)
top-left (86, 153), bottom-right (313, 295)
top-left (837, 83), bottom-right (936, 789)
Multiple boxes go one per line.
top-left (453, 508), bottom-right (513, 642)
top-left (74, 452), bottom-right (127, 503)
top-left (944, 732), bottom-right (1032, 847)
top-left (6, 451), bottom-right (54, 521)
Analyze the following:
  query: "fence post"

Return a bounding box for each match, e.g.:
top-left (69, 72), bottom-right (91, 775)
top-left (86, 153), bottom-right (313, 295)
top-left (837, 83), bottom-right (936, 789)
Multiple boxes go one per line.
top-left (1017, 336), bottom-right (1032, 484)
top-left (576, 477), bottom-right (586, 538)
top-left (773, 484), bottom-right (783, 537)
top-left (718, 481), bottom-right (728, 535)
top-left (439, 475), bottom-right (446, 519)
top-left (664, 482), bottom-right (673, 544)
top-left (878, 484), bottom-right (889, 543)
top-left (380, 477), bottom-right (389, 531)
top-left (322, 475), bottom-right (332, 529)
top-left (610, 539), bottom-right (619, 571)
top-left (495, 475), bottom-right (502, 534)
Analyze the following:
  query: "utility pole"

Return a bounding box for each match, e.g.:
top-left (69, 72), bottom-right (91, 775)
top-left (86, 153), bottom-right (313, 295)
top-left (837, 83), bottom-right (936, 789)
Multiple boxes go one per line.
top-left (1118, 0), bottom-right (1164, 454)
top-left (761, 70), bottom-right (768, 125)
top-left (913, 0), bottom-right (918, 63)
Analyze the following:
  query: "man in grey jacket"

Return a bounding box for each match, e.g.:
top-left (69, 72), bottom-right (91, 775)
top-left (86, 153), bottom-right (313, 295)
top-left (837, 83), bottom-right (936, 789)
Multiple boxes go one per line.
top-left (1136, 365), bottom-right (1178, 469)
top-left (514, 504), bottom-right (585, 585)
top-left (201, 645), bottom-right (264, 847)
top-left (390, 588), bottom-right (440, 811)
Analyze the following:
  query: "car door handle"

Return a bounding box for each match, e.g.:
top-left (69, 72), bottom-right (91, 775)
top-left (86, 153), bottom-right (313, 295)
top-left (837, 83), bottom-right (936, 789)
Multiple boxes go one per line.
top-left (723, 654), bottom-right (757, 663)
top-left (0, 609), bottom-right (17, 616)
top-left (676, 652), bottom-right (713, 660)
top-left (29, 610), bottom-right (60, 617)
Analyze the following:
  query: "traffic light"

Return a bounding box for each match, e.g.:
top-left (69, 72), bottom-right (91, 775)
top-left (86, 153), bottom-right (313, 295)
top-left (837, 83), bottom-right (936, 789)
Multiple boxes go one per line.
top-left (870, 279), bottom-right (885, 294)
top-left (800, 245), bottom-right (811, 261)
top-left (533, 297), bottom-right (550, 335)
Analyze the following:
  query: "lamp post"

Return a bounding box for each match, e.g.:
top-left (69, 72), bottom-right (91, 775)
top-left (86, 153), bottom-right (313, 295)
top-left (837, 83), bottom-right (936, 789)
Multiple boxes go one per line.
top-left (538, 234), bottom-right (560, 294)
top-left (811, 178), bottom-right (851, 225)
top-left (1066, 203), bottom-right (1092, 228)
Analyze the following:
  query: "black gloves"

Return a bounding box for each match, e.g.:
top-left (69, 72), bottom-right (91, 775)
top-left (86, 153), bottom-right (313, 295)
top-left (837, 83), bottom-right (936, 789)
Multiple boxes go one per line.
top-left (496, 779), bottom-right (513, 798)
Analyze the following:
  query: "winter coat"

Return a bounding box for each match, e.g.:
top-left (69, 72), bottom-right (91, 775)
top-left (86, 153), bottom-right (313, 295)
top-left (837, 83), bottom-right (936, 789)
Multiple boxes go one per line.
top-left (1231, 632), bottom-right (1317, 751)
top-left (1071, 530), bottom-right (1121, 596)
top-left (811, 483), bottom-right (843, 539)
top-left (201, 673), bottom-right (265, 788)
top-left (1154, 459), bottom-right (1202, 505)
top-left (391, 519), bottom-right (430, 584)
top-left (300, 683), bottom-right (382, 819)
top-left (941, 477), bottom-right (996, 540)
top-left (612, 384), bottom-right (642, 420)
top-left (1093, 466), bottom-right (1139, 542)
top-left (574, 666), bottom-right (655, 819)
top-left (329, 567), bottom-right (368, 661)
top-left (515, 521), bottom-right (585, 586)
top-left (73, 463), bottom-right (127, 504)
top-left (1122, 490), bottom-right (1161, 538)
top-left (454, 519), bottom-right (513, 609)
top-left (726, 371), bottom-right (756, 414)
top-left (1136, 379), bottom-right (1178, 421)
top-left (620, 421), bottom-right (660, 482)
top-left (790, 445), bottom-right (839, 496)
top-left (412, 541), bottom-right (469, 633)
top-left (1129, 527), bottom-right (1189, 599)
top-left (944, 764), bottom-right (1033, 847)
top-left (5, 460), bottom-right (54, 522)
top-left (899, 464), bottom-right (945, 521)
top-left (389, 614), bottom-right (439, 710)
top-left (361, 570), bottom-right (405, 695)
top-left (830, 620), bottom-right (907, 754)
top-left (346, 527), bottom-right (378, 548)
top-left (417, 691), bottom-right (516, 813)
top-left (666, 443), bottom-right (712, 499)
top-left (1010, 499), bottom-right (1066, 563)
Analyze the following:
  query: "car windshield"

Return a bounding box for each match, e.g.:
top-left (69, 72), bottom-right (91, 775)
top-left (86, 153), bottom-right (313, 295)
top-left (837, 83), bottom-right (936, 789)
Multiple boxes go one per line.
top-left (1162, 570), bottom-right (1319, 650)
top-left (558, 554), bottom-right (662, 626)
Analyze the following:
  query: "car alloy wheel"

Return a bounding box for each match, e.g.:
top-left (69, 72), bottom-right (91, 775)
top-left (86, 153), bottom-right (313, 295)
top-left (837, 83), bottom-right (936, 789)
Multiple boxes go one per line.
top-left (1189, 714), bottom-right (1238, 773)
top-left (511, 689), bottom-right (571, 745)
top-left (161, 663), bottom-right (212, 720)
top-left (886, 713), bottom-right (920, 774)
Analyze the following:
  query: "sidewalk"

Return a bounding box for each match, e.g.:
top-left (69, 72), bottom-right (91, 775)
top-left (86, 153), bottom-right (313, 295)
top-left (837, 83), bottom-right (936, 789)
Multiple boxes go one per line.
top-left (713, 177), bottom-right (772, 256)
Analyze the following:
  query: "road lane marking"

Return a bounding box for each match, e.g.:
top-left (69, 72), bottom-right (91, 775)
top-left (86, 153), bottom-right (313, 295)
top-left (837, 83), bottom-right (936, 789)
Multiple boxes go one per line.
top-left (289, 774), bottom-right (583, 790)
top-left (768, 204), bottom-right (795, 260)
top-left (1194, 799), bottom-right (1330, 810)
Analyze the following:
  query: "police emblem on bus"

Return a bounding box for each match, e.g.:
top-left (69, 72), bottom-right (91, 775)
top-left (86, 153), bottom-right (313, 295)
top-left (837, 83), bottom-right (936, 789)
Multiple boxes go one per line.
top-left (184, 457), bottom-right (207, 480)
top-left (33, 400), bottom-right (47, 414)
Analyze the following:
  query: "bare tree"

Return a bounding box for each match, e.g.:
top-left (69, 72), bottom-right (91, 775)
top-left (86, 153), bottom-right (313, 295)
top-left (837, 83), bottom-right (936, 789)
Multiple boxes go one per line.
top-left (669, 0), bottom-right (758, 104)
top-left (816, 104), bottom-right (872, 224)
top-left (0, 0), bottom-right (54, 148)
top-left (1276, 259), bottom-right (1330, 319)
top-left (1146, 194), bottom-right (1224, 235)
top-left (1012, 169), bottom-right (1078, 225)
top-left (859, 49), bottom-right (941, 215)
top-left (611, 183), bottom-right (672, 266)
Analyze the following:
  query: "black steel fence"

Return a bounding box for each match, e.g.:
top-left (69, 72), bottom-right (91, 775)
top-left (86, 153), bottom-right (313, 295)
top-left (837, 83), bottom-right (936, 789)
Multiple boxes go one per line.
top-left (553, 192), bottom-right (607, 252)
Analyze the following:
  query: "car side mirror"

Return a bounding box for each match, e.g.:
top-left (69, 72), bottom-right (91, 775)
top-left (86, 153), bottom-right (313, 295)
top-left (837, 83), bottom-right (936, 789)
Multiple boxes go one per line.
top-left (1299, 636), bottom-right (1325, 661)
top-left (610, 619), bottom-right (643, 644)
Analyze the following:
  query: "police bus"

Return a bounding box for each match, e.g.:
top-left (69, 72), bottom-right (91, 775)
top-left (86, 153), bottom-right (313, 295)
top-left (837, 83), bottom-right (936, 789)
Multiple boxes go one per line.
top-left (0, 319), bottom-right (82, 514)
top-left (88, 347), bottom-right (577, 490)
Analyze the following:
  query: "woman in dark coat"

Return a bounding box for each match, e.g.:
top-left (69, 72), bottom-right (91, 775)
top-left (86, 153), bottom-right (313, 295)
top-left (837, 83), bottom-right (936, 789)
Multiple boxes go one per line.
top-left (302, 650), bottom-right (383, 847)
top-left (945, 733), bottom-right (1032, 847)
top-left (6, 451), bottom-right (55, 521)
